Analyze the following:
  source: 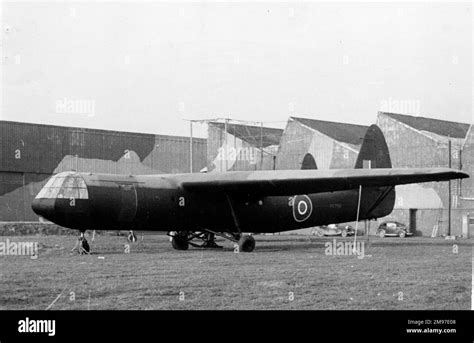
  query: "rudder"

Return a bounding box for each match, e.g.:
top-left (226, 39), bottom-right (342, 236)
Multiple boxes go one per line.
top-left (355, 124), bottom-right (395, 219)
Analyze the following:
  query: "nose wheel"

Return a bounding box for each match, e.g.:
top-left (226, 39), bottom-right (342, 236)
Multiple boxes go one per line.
top-left (127, 230), bottom-right (137, 242)
top-left (72, 231), bottom-right (90, 255)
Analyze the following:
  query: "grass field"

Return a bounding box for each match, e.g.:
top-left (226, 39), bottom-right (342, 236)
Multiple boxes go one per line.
top-left (0, 233), bottom-right (471, 310)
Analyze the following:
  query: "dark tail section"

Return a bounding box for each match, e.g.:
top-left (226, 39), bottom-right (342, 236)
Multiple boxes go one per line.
top-left (355, 124), bottom-right (392, 169)
top-left (301, 153), bottom-right (318, 170)
top-left (355, 125), bottom-right (395, 219)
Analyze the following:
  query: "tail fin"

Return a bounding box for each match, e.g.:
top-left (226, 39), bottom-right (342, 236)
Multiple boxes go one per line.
top-left (355, 124), bottom-right (391, 169)
top-left (301, 153), bottom-right (318, 170)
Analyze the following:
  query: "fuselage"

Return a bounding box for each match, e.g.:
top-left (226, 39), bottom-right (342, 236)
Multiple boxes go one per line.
top-left (32, 171), bottom-right (395, 233)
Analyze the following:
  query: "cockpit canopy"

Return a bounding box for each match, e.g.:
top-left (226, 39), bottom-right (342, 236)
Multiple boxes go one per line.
top-left (35, 172), bottom-right (88, 199)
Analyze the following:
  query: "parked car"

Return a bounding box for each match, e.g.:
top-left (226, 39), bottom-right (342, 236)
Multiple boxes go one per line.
top-left (312, 224), bottom-right (355, 237)
top-left (376, 221), bottom-right (412, 238)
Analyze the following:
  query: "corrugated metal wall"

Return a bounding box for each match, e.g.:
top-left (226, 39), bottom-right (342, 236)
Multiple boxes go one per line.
top-left (377, 113), bottom-right (462, 209)
top-left (207, 125), bottom-right (277, 172)
top-left (0, 120), bottom-right (207, 221)
top-left (461, 126), bottom-right (474, 205)
top-left (276, 120), bottom-right (359, 170)
top-left (275, 115), bottom-right (472, 236)
top-left (376, 113), bottom-right (472, 236)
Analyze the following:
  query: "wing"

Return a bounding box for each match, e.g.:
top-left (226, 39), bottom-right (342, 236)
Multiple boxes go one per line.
top-left (180, 168), bottom-right (468, 196)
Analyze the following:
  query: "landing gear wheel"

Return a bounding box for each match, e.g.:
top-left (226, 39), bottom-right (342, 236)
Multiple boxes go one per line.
top-left (238, 235), bottom-right (256, 253)
top-left (80, 238), bottom-right (90, 254)
top-left (73, 232), bottom-right (90, 255)
top-left (171, 236), bottom-right (189, 250)
top-left (127, 230), bottom-right (137, 242)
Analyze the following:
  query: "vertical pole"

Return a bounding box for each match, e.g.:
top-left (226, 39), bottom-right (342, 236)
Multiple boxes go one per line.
top-left (189, 121), bottom-right (193, 173)
top-left (353, 185), bottom-right (362, 248)
top-left (448, 139), bottom-right (452, 236)
top-left (260, 122), bottom-right (264, 170)
top-left (22, 173), bottom-right (26, 221)
top-left (366, 220), bottom-right (370, 244)
top-left (365, 161), bottom-right (370, 243)
top-left (459, 148), bottom-right (462, 196)
top-left (224, 119), bottom-right (228, 172)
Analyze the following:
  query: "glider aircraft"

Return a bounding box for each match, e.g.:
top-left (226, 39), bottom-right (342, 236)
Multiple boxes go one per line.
top-left (32, 125), bottom-right (469, 252)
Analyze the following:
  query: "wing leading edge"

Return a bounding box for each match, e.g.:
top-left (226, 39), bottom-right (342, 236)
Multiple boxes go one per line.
top-left (180, 168), bottom-right (469, 196)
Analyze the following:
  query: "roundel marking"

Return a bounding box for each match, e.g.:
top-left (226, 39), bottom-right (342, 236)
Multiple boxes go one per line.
top-left (292, 195), bottom-right (313, 222)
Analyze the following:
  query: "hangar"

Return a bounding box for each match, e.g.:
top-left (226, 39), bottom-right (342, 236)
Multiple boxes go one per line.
top-left (460, 124), bottom-right (474, 205)
top-left (274, 114), bottom-right (473, 237)
top-left (207, 121), bottom-right (283, 172)
top-left (0, 120), bottom-right (207, 221)
top-left (276, 116), bottom-right (368, 170)
top-left (376, 112), bottom-right (472, 236)
top-left (460, 125), bottom-right (474, 236)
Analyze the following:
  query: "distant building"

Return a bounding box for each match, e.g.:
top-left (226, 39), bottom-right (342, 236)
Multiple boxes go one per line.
top-left (376, 112), bottom-right (472, 236)
top-left (461, 125), bottom-right (474, 206)
top-left (460, 125), bottom-right (474, 236)
top-left (276, 114), bottom-right (473, 237)
top-left (276, 117), bottom-right (368, 170)
top-left (207, 122), bottom-right (283, 172)
top-left (0, 120), bottom-right (207, 221)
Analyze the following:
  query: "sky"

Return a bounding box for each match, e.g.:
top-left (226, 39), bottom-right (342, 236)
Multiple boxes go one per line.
top-left (1, 1), bottom-right (472, 138)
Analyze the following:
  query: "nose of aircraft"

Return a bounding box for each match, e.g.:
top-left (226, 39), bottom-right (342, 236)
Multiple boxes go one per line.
top-left (32, 171), bottom-right (90, 227)
top-left (31, 198), bottom-right (56, 221)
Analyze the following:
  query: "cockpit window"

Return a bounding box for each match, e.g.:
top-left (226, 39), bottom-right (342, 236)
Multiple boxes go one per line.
top-left (35, 172), bottom-right (88, 199)
top-left (50, 176), bottom-right (66, 188)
